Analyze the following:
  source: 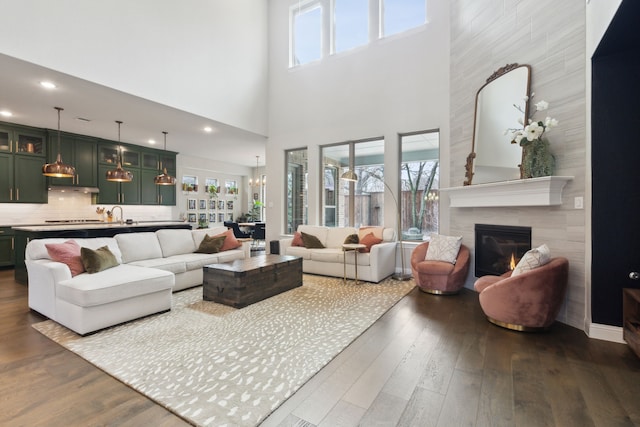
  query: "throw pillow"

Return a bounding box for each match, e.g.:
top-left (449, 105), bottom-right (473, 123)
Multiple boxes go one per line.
top-left (425, 234), bottom-right (463, 264)
top-left (80, 245), bottom-right (119, 274)
top-left (343, 234), bottom-right (359, 245)
top-left (195, 234), bottom-right (226, 254)
top-left (358, 226), bottom-right (384, 241)
top-left (214, 229), bottom-right (242, 252)
top-left (359, 232), bottom-right (383, 253)
top-left (45, 240), bottom-right (85, 277)
top-left (511, 244), bottom-right (551, 276)
top-left (292, 231), bottom-right (304, 247)
top-left (301, 232), bottom-right (325, 249)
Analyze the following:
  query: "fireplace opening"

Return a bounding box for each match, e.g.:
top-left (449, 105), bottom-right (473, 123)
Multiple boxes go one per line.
top-left (475, 224), bottom-right (531, 277)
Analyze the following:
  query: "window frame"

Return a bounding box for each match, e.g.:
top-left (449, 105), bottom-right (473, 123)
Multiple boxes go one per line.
top-left (285, 147), bottom-right (309, 234)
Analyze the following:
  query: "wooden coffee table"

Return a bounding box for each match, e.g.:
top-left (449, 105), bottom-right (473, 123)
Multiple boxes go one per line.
top-left (202, 255), bottom-right (302, 308)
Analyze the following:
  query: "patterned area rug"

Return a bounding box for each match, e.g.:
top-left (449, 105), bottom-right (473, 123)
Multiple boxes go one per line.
top-left (33, 274), bottom-right (415, 427)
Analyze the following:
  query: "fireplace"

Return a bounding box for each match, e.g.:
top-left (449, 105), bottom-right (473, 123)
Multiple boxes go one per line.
top-left (475, 224), bottom-right (531, 277)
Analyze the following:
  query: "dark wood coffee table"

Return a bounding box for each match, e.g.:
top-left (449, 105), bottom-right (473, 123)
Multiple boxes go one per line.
top-left (203, 255), bottom-right (302, 308)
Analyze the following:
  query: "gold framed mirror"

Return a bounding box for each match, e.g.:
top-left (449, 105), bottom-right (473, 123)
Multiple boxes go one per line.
top-left (465, 63), bottom-right (531, 185)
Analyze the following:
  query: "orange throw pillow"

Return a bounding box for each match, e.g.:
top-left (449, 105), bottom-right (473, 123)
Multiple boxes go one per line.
top-left (292, 231), bottom-right (304, 247)
top-left (45, 240), bottom-right (85, 276)
top-left (214, 229), bottom-right (242, 252)
top-left (359, 232), bottom-right (383, 253)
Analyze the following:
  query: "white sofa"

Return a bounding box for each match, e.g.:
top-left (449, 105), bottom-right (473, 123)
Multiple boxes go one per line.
top-left (25, 227), bottom-right (250, 335)
top-left (279, 225), bottom-right (397, 283)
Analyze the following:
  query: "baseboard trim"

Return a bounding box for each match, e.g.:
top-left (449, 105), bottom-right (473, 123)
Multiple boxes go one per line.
top-left (587, 322), bottom-right (625, 344)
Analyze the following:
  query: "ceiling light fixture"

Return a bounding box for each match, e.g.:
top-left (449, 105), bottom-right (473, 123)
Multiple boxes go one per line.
top-left (204, 126), bottom-right (213, 133)
top-left (40, 81), bottom-right (56, 89)
top-left (0, 110), bottom-right (12, 117)
top-left (154, 131), bottom-right (176, 185)
top-left (43, 107), bottom-right (75, 178)
top-left (249, 155), bottom-right (265, 187)
top-left (106, 121), bottom-right (133, 182)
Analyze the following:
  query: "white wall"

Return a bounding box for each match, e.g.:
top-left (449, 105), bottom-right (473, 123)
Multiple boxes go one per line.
top-left (265, 0), bottom-right (451, 249)
top-left (0, 0), bottom-right (268, 135)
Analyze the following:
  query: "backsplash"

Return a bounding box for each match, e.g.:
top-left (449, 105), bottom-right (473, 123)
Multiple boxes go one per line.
top-left (0, 192), bottom-right (175, 225)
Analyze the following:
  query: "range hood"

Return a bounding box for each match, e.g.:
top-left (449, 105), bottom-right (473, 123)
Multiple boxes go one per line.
top-left (48, 185), bottom-right (100, 194)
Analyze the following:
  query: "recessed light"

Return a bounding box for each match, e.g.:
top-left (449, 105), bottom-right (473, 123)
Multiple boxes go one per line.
top-left (204, 126), bottom-right (213, 133)
top-left (40, 81), bottom-right (57, 89)
top-left (0, 110), bottom-right (12, 117)
top-left (148, 139), bottom-right (156, 145)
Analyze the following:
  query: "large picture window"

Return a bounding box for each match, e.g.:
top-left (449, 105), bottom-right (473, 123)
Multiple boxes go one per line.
top-left (321, 138), bottom-right (385, 227)
top-left (286, 148), bottom-right (308, 233)
top-left (400, 130), bottom-right (439, 240)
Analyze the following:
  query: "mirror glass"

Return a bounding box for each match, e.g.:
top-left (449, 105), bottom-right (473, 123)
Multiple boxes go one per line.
top-left (465, 64), bottom-right (531, 185)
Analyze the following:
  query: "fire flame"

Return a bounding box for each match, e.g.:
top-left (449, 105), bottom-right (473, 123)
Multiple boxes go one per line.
top-left (509, 253), bottom-right (516, 270)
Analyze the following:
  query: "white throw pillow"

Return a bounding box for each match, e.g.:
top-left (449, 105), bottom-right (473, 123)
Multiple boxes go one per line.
top-left (511, 244), bottom-right (551, 276)
top-left (425, 234), bottom-right (463, 264)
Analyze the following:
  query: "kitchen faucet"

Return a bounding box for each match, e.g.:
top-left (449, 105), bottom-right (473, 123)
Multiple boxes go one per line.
top-left (111, 206), bottom-right (124, 225)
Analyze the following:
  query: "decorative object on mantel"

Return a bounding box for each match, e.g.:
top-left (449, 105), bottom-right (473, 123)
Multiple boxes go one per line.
top-left (465, 63), bottom-right (531, 185)
top-left (506, 96), bottom-right (559, 179)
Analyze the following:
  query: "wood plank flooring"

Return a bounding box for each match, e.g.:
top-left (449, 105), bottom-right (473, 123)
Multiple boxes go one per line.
top-left (1, 268), bottom-right (639, 426)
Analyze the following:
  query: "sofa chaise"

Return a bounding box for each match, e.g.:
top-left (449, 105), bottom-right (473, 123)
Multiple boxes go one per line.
top-left (279, 225), bottom-right (397, 283)
top-left (25, 226), bottom-right (250, 335)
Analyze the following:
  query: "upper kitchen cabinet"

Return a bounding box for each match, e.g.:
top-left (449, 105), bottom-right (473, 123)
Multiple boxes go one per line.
top-left (97, 141), bottom-right (140, 205)
top-left (47, 131), bottom-right (98, 188)
top-left (0, 123), bottom-right (47, 203)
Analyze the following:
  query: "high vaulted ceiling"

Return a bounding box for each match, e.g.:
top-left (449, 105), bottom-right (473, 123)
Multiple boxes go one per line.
top-left (0, 53), bottom-right (267, 167)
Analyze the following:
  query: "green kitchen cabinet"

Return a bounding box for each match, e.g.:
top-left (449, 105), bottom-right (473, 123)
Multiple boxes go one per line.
top-left (47, 132), bottom-right (98, 188)
top-left (0, 227), bottom-right (15, 267)
top-left (140, 169), bottom-right (176, 205)
top-left (0, 123), bottom-right (47, 203)
top-left (97, 164), bottom-right (140, 205)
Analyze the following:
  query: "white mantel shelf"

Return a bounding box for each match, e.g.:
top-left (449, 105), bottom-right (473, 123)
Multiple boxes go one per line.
top-left (442, 176), bottom-right (574, 208)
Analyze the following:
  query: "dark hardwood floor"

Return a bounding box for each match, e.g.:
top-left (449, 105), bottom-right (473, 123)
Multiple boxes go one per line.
top-left (1, 268), bottom-right (639, 427)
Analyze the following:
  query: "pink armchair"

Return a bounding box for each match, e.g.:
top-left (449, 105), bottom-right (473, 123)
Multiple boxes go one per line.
top-left (410, 242), bottom-right (471, 294)
top-left (474, 257), bottom-right (569, 331)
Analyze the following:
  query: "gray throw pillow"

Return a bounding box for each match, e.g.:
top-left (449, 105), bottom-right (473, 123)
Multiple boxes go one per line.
top-left (195, 234), bottom-right (226, 254)
top-left (343, 234), bottom-right (359, 245)
top-left (301, 232), bottom-right (325, 249)
top-left (80, 245), bottom-right (119, 274)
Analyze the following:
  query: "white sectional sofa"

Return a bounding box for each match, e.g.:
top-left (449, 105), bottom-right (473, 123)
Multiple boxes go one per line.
top-left (279, 225), bottom-right (397, 283)
top-left (25, 226), bottom-right (250, 335)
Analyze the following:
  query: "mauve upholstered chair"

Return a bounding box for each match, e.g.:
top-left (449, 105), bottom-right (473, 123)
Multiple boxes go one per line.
top-left (410, 242), bottom-right (471, 295)
top-left (474, 257), bottom-right (569, 331)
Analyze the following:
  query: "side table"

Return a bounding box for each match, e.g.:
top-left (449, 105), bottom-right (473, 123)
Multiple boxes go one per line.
top-left (342, 243), bottom-right (366, 285)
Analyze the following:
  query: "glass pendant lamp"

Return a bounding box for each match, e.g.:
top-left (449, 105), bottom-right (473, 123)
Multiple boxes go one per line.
top-left (106, 120), bottom-right (133, 182)
top-left (42, 107), bottom-right (76, 177)
top-left (154, 131), bottom-right (176, 185)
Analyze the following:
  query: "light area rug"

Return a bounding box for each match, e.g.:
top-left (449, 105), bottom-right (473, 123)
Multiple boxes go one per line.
top-left (33, 274), bottom-right (415, 427)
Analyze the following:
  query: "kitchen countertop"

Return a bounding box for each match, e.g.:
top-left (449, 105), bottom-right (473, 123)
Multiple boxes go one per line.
top-left (12, 221), bottom-right (190, 232)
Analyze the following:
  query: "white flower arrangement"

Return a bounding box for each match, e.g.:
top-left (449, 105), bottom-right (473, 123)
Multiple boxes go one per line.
top-left (505, 94), bottom-right (559, 146)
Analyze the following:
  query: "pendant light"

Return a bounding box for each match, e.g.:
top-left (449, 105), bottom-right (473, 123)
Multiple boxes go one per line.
top-left (154, 131), bottom-right (176, 185)
top-left (106, 120), bottom-right (133, 182)
top-left (43, 107), bottom-right (76, 177)
top-left (249, 155), bottom-right (261, 187)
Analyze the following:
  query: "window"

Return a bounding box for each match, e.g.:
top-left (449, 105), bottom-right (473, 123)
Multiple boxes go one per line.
top-left (291, 1), bottom-right (322, 66)
top-left (381, 0), bottom-right (427, 37)
top-left (400, 130), bottom-right (439, 241)
top-left (289, 0), bottom-right (426, 67)
top-left (334, 0), bottom-right (369, 53)
top-left (286, 148), bottom-right (308, 233)
top-left (321, 138), bottom-right (385, 228)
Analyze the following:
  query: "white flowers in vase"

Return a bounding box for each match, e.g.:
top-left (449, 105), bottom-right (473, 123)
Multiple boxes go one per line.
top-left (505, 94), bottom-right (560, 178)
top-left (505, 95), bottom-right (559, 146)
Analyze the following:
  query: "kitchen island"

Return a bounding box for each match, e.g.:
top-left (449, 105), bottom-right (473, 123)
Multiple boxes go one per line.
top-left (12, 222), bottom-right (191, 284)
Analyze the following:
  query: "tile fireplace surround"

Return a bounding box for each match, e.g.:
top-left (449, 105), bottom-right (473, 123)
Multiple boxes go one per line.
top-left (443, 176), bottom-right (573, 208)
